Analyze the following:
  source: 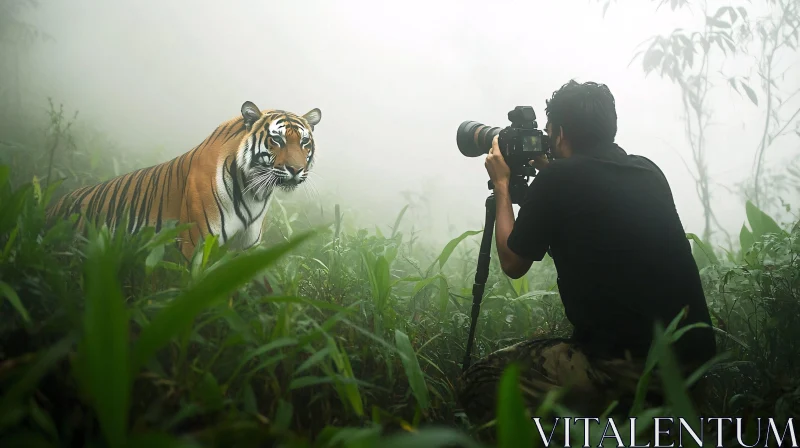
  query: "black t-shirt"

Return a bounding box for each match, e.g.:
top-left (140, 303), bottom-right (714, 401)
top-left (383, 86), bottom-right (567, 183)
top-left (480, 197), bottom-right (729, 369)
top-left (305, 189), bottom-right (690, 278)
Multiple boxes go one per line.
top-left (507, 142), bottom-right (716, 365)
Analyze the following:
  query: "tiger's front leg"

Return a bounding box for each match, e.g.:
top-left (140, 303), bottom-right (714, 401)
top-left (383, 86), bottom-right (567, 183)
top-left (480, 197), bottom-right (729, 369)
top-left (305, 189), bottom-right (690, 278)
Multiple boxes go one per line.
top-left (235, 218), bottom-right (275, 296)
top-left (178, 222), bottom-right (203, 263)
top-left (179, 189), bottom-right (210, 263)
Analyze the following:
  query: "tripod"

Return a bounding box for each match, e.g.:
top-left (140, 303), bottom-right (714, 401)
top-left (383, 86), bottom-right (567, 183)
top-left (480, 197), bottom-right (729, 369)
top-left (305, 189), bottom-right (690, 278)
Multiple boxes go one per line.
top-left (461, 174), bottom-right (534, 373)
top-left (461, 188), bottom-right (497, 373)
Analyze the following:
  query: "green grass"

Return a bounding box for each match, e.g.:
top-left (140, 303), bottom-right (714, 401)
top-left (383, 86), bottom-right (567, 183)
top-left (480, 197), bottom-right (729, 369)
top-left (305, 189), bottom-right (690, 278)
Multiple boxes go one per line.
top-left (0, 103), bottom-right (798, 447)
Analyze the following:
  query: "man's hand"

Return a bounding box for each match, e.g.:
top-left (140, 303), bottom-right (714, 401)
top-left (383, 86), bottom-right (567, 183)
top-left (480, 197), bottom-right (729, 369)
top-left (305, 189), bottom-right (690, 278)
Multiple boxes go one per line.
top-left (485, 133), bottom-right (535, 279)
top-left (530, 153), bottom-right (550, 171)
top-left (485, 135), bottom-right (511, 188)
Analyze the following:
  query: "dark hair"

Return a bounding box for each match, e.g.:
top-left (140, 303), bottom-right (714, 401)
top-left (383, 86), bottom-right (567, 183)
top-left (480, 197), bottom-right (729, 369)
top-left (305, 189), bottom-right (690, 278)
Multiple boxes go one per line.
top-left (544, 80), bottom-right (617, 152)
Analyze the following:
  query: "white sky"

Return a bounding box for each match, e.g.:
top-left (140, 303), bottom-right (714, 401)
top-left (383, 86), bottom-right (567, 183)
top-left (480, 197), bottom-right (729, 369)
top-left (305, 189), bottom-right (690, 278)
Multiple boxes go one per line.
top-left (20, 0), bottom-right (800, 247)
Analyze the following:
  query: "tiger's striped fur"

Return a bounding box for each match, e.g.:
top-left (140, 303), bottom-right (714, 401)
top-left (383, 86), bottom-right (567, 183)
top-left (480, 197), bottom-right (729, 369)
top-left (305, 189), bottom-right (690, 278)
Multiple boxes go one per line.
top-left (46, 101), bottom-right (321, 260)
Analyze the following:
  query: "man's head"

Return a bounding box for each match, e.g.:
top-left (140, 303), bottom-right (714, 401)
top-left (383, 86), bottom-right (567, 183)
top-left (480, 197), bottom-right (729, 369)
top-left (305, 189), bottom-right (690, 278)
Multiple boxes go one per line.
top-left (544, 80), bottom-right (618, 158)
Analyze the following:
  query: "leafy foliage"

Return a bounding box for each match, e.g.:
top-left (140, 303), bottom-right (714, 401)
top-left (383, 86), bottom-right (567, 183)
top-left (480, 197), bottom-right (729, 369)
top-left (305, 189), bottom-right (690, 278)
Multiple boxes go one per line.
top-left (0, 102), bottom-right (797, 446)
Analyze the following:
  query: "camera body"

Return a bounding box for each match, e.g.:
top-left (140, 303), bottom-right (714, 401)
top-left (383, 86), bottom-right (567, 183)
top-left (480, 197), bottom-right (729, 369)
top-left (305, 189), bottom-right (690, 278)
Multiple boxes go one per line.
top-left (497, 106), bottom-right (550, 176)
top-left (456, 106), bottom-right (550, 176)
top-left (456, 106), bottom-right (551, 203)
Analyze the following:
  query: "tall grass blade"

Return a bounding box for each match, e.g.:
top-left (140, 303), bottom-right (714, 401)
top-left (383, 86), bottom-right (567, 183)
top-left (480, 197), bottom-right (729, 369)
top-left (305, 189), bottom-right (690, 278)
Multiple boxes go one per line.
top-left (79, 229), bottom-right (132, 447)
top-left (431, 229), bottom-right (482, 271)
top-left (0, 281), bottom-right (30, 323)
top-left (652, 323), bottom-right (700, 430)
top-left (394, 329), bottom-right (430, 411)
top-left (629, 307), bottom-right (688, 416)
top-left (495, 363), bottom-right (535, 448)
top-left (390, 204), bottom-right (409, 238)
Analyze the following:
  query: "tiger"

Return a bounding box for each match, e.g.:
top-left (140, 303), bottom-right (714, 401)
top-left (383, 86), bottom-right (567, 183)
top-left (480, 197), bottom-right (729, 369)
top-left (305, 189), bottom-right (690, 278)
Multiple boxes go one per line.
top-left (46, 101), bottom-right (322, 263)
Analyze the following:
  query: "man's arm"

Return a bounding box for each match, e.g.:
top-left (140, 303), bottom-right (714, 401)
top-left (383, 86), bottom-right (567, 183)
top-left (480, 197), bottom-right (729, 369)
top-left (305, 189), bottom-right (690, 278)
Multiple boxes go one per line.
top-left (484, 136), bottom-right (552, 279)
top-left (494, 182), bottom-right (534, 279)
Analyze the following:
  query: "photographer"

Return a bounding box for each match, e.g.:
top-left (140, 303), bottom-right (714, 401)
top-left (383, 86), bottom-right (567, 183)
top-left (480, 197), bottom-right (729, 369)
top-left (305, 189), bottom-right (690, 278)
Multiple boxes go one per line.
top-left (457, 80), bottom-right (717, 427)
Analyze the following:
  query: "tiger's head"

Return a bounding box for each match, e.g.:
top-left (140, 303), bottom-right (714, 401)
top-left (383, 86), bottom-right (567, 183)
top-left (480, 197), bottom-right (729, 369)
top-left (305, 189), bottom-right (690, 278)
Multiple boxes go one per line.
top-left (238, 101), bottom-right (321, 199)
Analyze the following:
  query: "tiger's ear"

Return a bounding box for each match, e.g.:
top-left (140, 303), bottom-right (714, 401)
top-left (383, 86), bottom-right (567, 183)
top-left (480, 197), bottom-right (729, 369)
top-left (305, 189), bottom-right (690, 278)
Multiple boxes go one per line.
top-left (241, 101), bottom-right (262, 131)
top-left (303, 108), bottom-right (321, 130)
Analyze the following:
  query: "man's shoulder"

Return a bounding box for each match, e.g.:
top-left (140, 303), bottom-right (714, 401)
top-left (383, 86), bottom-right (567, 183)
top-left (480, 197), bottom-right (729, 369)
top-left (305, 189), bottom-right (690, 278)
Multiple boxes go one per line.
top-left (527, 155), bottom-right (604, 186)
top-left (536, 150), bottom-right (668, 179)
top-left (628, 153), bottom-right (663, 170)
top-left (537, 157), bottom-right (578, 175)
top-left (626, 154), bottom-right (671, 184)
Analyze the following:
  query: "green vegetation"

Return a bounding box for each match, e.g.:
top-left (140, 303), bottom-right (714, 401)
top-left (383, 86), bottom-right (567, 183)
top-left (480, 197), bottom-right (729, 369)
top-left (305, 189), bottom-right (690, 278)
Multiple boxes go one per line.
top-left (0, 99), bottom-right (798, 447)
top-left (1, 0), bottom-right (799, 444)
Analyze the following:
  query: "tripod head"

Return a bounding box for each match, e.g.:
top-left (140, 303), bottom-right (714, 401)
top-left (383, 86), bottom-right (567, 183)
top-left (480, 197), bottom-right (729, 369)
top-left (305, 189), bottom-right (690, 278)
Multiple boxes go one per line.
top-left (487, 175), bottom-right (531, 206)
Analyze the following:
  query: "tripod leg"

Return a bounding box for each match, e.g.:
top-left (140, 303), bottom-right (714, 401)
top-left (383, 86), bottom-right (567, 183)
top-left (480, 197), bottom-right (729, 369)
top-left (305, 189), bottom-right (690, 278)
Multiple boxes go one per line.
top-left (462, 194), bottom-right (497, 373)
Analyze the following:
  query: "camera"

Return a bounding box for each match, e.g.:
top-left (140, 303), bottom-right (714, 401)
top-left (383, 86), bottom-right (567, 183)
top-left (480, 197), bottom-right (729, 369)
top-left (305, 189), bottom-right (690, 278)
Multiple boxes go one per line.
top-left (456, 106), bottom-right (551, 203)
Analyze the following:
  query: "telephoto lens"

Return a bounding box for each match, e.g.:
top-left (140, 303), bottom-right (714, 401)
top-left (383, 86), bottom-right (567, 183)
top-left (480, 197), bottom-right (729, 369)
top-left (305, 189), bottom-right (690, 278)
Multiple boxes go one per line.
top-left (456, 121), bottom-right (502, 157)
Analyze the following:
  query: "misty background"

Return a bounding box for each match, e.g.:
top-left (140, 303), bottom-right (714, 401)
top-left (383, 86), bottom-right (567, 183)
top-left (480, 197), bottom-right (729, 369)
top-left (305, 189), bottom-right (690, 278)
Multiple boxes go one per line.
top-left (8, 0), bottom-right (800, 247)
top-left (1, 2), bottom-right (799, 442)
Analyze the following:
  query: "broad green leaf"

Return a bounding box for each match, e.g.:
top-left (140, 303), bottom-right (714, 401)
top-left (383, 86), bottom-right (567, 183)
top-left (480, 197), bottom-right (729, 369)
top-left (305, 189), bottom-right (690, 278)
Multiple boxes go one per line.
top-left (433, 229), bottom-right (482, 270)
top-left (145, 244), bottom-right (165, 275)
top-left (335, 342), bottom-right (364, 416)
top-left (395, 330), bottom-right (430, 410)
top-left (373, 255), bottom-right (391, 309)
top-left (686, 233), bottom-right (718, 267)
top-left (745, 200), bottom-right (783, 241)
top-left (496, 363), bottom-right (535, 447)
top-left (80, 231), bottom-right (131, 447)
top-left (739, 224), bottom-right (755, 257)
top-left (295, 347), bottom-right (332, 374)
top-left (412, 275), bottom-right (441, 296)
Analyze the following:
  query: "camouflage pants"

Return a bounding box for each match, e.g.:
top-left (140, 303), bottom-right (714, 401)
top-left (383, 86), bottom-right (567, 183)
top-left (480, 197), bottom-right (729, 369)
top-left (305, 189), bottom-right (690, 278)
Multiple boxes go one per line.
top-left (457, 338), bottom-right (665, 427)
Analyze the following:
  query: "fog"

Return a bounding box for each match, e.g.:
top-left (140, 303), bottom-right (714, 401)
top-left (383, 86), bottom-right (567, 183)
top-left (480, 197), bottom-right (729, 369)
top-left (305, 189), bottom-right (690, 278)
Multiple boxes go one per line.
top-left (16, 0), bottom-right (800, 247)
